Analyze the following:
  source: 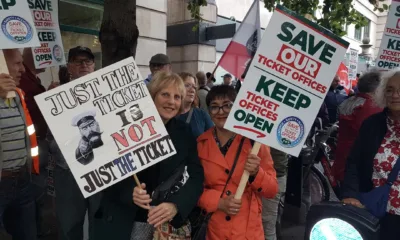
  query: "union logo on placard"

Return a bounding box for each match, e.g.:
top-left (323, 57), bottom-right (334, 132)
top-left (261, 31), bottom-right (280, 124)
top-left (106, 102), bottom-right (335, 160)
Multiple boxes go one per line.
top-left (1, 16), bottom-right (33, 44)
top-left (276, 116), bottom-right (305, 148)
top-left (53, 44), bottom-right (63, 62)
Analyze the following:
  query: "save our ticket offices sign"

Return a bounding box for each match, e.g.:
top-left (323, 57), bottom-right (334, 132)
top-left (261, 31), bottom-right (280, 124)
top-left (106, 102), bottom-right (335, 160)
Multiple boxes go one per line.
top-left (375, 0), bottom-right (400, 71)
top-left (225, 5), bottom-right (349, 157)
top-left (35, 57), bottom-right (176, 198)
top-left (28, 0), bottom-right (66, 68)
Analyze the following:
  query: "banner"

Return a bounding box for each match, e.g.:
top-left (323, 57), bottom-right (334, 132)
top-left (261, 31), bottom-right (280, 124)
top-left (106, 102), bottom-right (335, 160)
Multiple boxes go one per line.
top-left (217, 0), bottom-right (261, 79)
top-left (348, 48), bottom-right (358, 81)
top-left (0, 0), bottom-right (40, 49)
top-left (337, 62), bottom-right (350, 93)
top-left (375, 0), bottom-right (400, 71)
top-left (28, 0), bottom-right (66, 68)
top-left (224, 5), bottom-right (349, 156)
top-left (35, 57), bottom-right (176, 198)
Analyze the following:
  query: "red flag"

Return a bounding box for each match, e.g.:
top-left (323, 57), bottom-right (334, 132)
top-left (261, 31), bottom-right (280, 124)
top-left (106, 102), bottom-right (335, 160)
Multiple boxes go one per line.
top-left (216, 0), bottom-right (261, 80)
top-left (337, 62), bottom-right (351, 93)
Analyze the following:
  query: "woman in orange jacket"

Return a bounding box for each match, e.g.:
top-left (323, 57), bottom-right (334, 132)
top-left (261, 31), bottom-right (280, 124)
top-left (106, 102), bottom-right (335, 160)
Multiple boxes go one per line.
top-left (197, 85), bottom-right (278, 240)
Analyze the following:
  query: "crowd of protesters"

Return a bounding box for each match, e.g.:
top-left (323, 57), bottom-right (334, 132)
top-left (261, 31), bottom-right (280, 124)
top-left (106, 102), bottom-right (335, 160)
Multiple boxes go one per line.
top-left (1, 45), bottom-right (400, 240)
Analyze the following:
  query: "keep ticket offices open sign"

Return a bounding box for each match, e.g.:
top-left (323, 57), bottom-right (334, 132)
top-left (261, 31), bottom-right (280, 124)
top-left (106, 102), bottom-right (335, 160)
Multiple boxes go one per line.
top-left (224, 5), bottom-right (349, 157)
top-left (375, 0), bottom-right (400, 71)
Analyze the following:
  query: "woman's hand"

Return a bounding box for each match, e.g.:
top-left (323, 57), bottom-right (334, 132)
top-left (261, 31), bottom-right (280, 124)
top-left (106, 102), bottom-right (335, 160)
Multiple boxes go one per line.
top-left (132, 183), bottom-right (151, 210)
top-left (342, 198), bottom-right (364, 208)
top-left (218, 195), bottom-right (242, 216)
top-left (245, 154), bottom-right (261, 176)
top-left (148, 203), bottom-right (178, 227)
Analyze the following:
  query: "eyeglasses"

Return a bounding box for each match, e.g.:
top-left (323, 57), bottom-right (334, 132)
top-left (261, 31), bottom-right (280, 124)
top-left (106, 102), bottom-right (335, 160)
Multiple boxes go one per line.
top-left (209, 103), bottom-right (233, 115)
top-left (72, 59), bottom-right (94, 66)
top-left (184, 83), bottom-right (197, 90)
top-left (385, 88), bottom-right (400, 97)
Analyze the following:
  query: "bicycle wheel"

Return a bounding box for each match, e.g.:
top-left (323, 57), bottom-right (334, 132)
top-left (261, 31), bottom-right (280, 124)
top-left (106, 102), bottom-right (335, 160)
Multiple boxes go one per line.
top-left (309, 166), bottom-right (330, 204)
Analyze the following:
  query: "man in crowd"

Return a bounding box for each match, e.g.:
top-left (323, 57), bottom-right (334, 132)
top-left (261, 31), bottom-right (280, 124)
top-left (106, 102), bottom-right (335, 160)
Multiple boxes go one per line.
top-left (196, 71), bottom-right (210, 112)
top-left (144, 53), bottom-right (171, 84)
top-left (19, 48), bottom-right (50, 237)
top-left (222, 73), bottom-right (235, 86)
top-left (49, 46), bottom-right (100, 240)
top-left (0, 49), bottom-right (39, 239)
top-left (324, 75), bottom-right (347, 123)
top-left (206, 72), bottom-right (215, 89)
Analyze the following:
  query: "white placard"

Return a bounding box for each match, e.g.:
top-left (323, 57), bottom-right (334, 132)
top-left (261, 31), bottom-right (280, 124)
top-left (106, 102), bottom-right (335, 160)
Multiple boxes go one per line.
top-left (35, 57), bottom-right (176, 198)
top-left (224, 5), bottom-right (349, 157)
top-left (28, 0), bottom-right (66, 68)
top-left (348, 48), bottom-right (358, 81)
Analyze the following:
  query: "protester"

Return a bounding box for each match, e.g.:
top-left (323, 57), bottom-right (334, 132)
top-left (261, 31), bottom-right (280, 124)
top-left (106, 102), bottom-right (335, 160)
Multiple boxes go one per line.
top-left (324, 75), bottom-right (347, 123)
top-left (144, 54), bottom-right (171, 85)
top-left (131, 72), bottom-right (204, 239)
top-left (206, 72), bottom-right (216, 89)
top-left (176, 72), bottom-right (213, 138)
top-left (332, 70), bottom-right (382, 184)
top-left (48, 46), bottom-right (100, 240)
top-left (196, 71), bottom-right (210, 112)
top-left (19, 48), bottom-right (50, 237)
top-left (197, 85), bottom-right (278, 239)
top-left (262, 148), bottom-right (288, 240)
top-left (222, 73), bottom-right (234, 86)
top-left (342, 68), bottom-right (400, 239)
top-left (0, 49), bottom-right (39, 240)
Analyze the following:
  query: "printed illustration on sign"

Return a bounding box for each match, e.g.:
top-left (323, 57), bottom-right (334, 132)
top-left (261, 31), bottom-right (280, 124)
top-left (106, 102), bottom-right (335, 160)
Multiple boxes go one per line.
top-left (1, 16), bottom-right (33, 43)
top-left (276, 116), bottom-right (305, 148)
top-left (35, 57), bottom-right (176, 197)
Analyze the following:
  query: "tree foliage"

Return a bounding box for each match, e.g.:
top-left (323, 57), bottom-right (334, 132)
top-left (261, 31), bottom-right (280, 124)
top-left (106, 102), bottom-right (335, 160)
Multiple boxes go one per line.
top-left (188, 0), bottom-right (387, 37)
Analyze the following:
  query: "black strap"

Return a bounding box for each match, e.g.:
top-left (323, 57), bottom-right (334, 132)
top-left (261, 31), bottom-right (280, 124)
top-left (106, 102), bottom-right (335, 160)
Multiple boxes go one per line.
top-left (219, 137), bottom-right (245, 198)
top-left (387, 156), bottom-right (400, 184)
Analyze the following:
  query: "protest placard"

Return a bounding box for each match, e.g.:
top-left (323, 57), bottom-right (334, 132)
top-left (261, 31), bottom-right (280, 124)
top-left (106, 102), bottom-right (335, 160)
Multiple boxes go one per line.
top-left (35, 57), bottom-right (176, 198)
top-left (28, 0), bottom-right (66, 68)
top-left (376, 0), bottom-right (400, 71)
top-left (225, 5), bottom-right (349, 157)
top-left (348, 48), bottom-right (358, 81)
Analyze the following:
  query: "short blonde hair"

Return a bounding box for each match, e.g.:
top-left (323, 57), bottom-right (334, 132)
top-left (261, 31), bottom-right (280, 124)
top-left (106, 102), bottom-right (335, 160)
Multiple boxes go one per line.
top-left (148, 72), bottom-right (186, 112)
top-left (179, 72), bottom-right (198, 88)
top-left (375, 68), bottom-right (400, 108)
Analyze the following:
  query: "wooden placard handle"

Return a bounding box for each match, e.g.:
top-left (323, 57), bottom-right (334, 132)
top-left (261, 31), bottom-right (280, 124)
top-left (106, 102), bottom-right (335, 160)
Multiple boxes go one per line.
top-left (234, 142), bottom-right (262, 200)
top-left (0, 50), bottom-right (16, 98)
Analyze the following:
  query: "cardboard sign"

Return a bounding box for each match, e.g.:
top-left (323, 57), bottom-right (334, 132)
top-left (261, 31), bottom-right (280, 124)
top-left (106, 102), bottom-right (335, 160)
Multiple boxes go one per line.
top-left (35, 57), bottom-right (176, 198)
top-left (376, 0), bottom-right (400, 71)
top-left (0, 0), bottom-right (40, 49)
top-left (28, 0), bottom-right (66, 68)
top-left (224, 5), bottom-right (349, 157)
top-left (348, 48), bottom-right (358, 81)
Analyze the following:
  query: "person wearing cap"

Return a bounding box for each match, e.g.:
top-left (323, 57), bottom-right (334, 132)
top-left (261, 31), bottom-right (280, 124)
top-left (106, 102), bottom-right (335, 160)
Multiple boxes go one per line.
top-left (71, 110), bottom-right (103, 165)
top-left (144, 53), bottom-right (171, 85)
top-left (19, 48), bottom-right (50, 237)
top-left (222, 73), bottom-right (236, 86)
top-left (206, 72), bottom-right (216, 89)
top-left (47, 46), bottom-right (100, 240)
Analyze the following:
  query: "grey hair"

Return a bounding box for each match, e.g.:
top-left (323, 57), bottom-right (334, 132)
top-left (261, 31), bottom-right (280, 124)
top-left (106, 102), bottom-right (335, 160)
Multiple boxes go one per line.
top-left (375, 68), bottom-right (400, 108)
top-left (357, 70), bottom-right (381, 94)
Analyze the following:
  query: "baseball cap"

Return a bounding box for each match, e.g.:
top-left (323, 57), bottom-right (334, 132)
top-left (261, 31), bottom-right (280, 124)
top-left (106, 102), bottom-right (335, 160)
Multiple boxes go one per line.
top-left (149, 54), bottom-right (170, 65)
top-left (68, 46), bottom-right (95, 62)
top-left (222, 73), bottom-right (233, 78)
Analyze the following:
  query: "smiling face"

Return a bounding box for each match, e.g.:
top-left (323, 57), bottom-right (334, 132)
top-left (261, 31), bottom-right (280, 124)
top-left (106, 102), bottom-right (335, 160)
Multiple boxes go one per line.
top-left (184, 76), bottom-right (197, 104)
top-left (154, 83), bottom-right (182, 123)
top-left (385, 75), bottom-right (400, 112)
top-left (209, 97), bottom-right (233, 129)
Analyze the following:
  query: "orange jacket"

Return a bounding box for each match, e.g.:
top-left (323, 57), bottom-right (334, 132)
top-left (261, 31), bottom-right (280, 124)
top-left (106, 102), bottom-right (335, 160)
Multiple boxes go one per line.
top-left (197, 129), bottom-right (278, 240)
top-left (15, 88), bottom-right (39, 174)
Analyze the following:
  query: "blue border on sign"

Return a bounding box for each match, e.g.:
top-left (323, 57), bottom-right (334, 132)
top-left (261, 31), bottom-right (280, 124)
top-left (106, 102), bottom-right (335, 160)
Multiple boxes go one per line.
top-left (1, 16), bottom-right (33, 44)
top-left (276, 116), bottom-right (305, 148)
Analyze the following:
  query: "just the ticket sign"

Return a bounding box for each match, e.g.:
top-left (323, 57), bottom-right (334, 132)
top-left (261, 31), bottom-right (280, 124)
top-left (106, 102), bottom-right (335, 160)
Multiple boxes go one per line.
top-left (375, 0), bottom-right (400, 71)
top-left (28, 0), bottom-right (66, 68)
top-left (35, 57), bottom-right (176, 198)
top-left (225, 5), bottom-right (349, 157)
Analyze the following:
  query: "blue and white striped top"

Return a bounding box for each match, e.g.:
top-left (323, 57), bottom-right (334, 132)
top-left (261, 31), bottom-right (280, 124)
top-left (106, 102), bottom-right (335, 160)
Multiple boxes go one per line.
top-left (0, 98), bottom-right (27, 169)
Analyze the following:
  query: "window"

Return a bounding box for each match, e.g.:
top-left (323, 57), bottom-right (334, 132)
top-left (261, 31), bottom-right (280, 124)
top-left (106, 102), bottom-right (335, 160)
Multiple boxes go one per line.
top-left (364, 20), bottom-right (371, 38)
top-left (354, 27), bottom-right (362, 41)
top-left (342, 23), bottom-right (348, 35)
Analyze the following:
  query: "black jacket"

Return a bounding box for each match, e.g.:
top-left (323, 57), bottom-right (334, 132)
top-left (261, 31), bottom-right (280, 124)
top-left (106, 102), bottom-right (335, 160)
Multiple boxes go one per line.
top-left (92, 118), bottom-right (204, 239)
top-left (342, 110), bottom-right (388, 199)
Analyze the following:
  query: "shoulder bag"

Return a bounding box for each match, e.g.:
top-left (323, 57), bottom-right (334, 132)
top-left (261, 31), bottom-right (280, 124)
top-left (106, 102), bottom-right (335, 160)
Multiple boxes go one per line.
top-left (191, 137), bottom-right (246, 240)
top-left (359, 156), bottom-right (400, 218)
